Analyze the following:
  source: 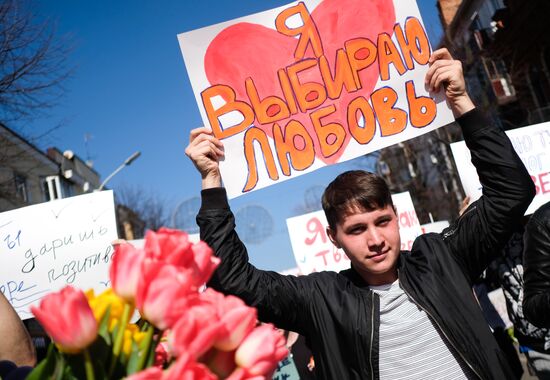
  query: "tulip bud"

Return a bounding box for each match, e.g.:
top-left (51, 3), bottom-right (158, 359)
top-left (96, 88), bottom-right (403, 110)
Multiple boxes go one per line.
top-left (168, 302), bottom-right (221, 359)
top-left (135, 260), bottom-right (195, 330)
top-left (144, 228), bottom-right (194, 267)
top-left (163, 354), bottom-right (217, 380)
top-left (143, 228), bottom-right (219, 289)
top-left (235, 324), bottom-right (288, 376)
top-left (31, 286), bottom-right (98, 354)
top-left (110, 243), bottom-right (145, 303)
top-left (211, 292), bottom-right (257, 351)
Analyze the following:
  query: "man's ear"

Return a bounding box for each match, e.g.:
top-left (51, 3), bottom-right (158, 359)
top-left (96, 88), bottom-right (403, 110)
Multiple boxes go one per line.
top-left (326, 226), bottom-right (341, 248)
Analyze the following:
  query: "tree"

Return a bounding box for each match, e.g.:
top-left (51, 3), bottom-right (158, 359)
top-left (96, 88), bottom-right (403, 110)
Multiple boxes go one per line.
top-left (115, 185), bottom-right (170, 233)
top-left (0, 0), bottom-right (71, 126)
top-left (0, 0), bottom-right (72, 211)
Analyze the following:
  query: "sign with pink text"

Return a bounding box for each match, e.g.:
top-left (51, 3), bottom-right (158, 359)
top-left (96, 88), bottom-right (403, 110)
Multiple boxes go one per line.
top-left (285, 191), bottom-right (421, 274)
top-left (450, 121), bottom-right (550, 215)
top-left (178, 0), bottom-right (455, 199)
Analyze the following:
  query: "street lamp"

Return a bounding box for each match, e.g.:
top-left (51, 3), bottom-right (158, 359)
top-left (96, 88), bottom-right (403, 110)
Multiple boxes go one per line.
top-left (97, 151), bottom-right (141, 191)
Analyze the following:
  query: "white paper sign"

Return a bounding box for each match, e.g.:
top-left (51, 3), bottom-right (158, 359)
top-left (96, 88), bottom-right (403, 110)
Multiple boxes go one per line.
top-left (178, 0), bottom-right (454, 199)
top-left (450, 121), bottom-right (550, 215)
top-left (0, 191), bottom-right (118, 319)
top-left (420, 220), bottom-right (449, 234)
top-left (129, 233), bottom-right (200, 249)
top-left (286, 191), bottom-right (421, 274)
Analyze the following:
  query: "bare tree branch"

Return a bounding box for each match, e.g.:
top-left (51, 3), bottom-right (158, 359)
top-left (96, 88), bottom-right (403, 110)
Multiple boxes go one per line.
top-left (115, 185), bottom-right (170, 232)
top-left (0, 0), bottom-right (72, 126)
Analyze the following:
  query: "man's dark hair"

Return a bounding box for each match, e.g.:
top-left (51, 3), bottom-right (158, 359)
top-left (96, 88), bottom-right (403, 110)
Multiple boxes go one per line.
top-left (322, 170), bottom-right (393, 229)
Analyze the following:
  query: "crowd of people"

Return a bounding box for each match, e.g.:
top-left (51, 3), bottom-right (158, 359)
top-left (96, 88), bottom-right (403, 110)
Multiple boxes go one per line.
top-left (2, 48), bottom-right (550, 379)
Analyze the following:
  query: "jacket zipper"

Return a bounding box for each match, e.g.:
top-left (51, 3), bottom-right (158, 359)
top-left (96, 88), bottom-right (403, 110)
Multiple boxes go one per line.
top-left (398, 272), bottom-right (484, 380)
top-left (443, 205), bottom-right (477, 239)
top-left (369, 290), bottom-right (375, 380)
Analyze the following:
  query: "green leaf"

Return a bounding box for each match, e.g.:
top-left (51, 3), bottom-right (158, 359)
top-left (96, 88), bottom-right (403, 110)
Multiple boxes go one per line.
top-left (26, 345), bottom-right (58, 380)
top-left (125, 340), bottom-right (142, 375)
top-left (98, 305), bottom-right (113, 345)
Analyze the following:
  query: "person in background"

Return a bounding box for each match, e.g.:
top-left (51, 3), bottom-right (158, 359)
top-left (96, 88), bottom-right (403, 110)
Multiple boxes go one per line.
top-left (487, 227), bottom-right (550, 379)
top-left (186, 48), bottom-right (535, 379)
top-left (523, 199), bottom-right (550, 324)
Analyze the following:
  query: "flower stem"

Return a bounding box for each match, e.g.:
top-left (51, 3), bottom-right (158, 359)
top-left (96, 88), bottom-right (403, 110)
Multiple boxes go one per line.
top-left (83, 349), bottom-right (96, 380)
top-left (108, 302), bottom-right (133, 377)
top-left (136, 323), bottom-right (155, 372)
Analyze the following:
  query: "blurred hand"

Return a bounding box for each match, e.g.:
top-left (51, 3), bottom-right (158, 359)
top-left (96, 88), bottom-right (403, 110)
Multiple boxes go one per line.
top-left (185, 127), bottom-right (224, 189)
top-left (425, 48), bottom-right (475, 117)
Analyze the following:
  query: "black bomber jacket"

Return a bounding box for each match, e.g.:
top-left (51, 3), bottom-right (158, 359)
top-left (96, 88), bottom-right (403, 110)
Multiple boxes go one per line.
top-left (523, 200), bottom-right (550, 328)
top-left (198, 109), bottom-right (535, 379)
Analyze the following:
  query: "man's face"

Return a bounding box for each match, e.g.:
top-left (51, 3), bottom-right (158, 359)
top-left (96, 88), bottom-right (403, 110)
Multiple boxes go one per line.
top-left (327, 204), bottom-right (401, 286)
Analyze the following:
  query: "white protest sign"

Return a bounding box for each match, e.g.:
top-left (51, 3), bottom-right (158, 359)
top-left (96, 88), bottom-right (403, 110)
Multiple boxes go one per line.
top-left (0, 191), bottom-right (118, 319)
top-left (450, 121), bottom-right (550, 215)
top-left (129, 233), bottom-right (200, 249)
top-left (286, 191), bottom-right (421, 274)
top-left (178, 0), bottom-right (454, 199)
top-left (420, 220), bottom-right (449, 234)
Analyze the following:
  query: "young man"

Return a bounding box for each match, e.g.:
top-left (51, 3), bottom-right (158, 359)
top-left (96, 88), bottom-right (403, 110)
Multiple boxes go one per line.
top-left (186, 49), bottom-right (535, 379)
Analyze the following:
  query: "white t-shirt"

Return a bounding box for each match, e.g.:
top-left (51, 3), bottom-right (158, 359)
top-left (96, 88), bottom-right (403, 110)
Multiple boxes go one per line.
top-left (370, 280), bottom-right (474, 379)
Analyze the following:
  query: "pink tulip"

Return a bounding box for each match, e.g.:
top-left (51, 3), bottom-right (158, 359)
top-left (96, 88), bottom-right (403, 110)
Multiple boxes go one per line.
top-left (109, 242), bottom-right (145, 303)
top-left (202, 348), bottom-right (237, 379)
top-left (198, 289), bottom-right (257, 351)
top-left (235, 324), bottom-right (288, 376)
top-left (164, 354), bottom-right (217, 380)
top-left (144, 228), bottom-right (220, 289)
top-left (144, 228), bottom-right (194, 267)
top-left (190, 241), bottom-right (220, 286)
top-left (225, 368), bottom-right (264, 380)
top-left (31, 286), bottom-right (98, 354)
top-left (168, 301), bottom-right (221, 359)
top-left (154, 341), bottom-right (170, 369)
top-left (135, 260), bottom-right (195, 329)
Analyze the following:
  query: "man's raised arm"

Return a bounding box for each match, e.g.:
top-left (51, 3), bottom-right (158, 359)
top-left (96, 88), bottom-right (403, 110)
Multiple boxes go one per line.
top-left (426, 49), bottom-right (535, 282)
top-left (185, 127), bottom-right (312, 333)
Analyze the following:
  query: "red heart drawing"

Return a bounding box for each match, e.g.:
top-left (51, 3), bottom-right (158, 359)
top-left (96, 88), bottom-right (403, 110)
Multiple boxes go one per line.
top-left (204, 0), bottom-right (396, 164)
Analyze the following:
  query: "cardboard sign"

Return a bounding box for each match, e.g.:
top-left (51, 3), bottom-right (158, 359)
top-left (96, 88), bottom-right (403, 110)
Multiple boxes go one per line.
top-left (286, 191), bottom-right (421, 274)
top-left (178, 0), bottom-right (454, 199)
top-left (0, 191), bottom-right (118, 319)
top-left (450, 121), bottom-right (550, 215)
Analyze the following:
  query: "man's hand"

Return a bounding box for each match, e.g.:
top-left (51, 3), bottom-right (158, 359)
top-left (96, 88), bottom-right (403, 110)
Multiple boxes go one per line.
top-left (425, 48), bottom-right (475, 118)
top-left (185, 127), bottom-right (224, 189)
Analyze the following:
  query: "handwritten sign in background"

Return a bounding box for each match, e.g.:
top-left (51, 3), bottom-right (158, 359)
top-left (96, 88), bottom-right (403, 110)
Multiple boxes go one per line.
top-left (178, 0), bottom-right (454, 198)
top-left (0, 191), bottom-right (118, 319)
top-left (420, 220), bottom-right (449, 234)
top-left (451, 121), bottom-right (550, 215)
top-left (286, 191), bottom-right (421, 274)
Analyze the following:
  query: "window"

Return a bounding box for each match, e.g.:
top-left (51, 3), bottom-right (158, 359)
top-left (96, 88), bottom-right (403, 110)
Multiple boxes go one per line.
top-left (14, 173), bottom-right (29, 202)
top-left (43, 176), bottom-right (62, 201)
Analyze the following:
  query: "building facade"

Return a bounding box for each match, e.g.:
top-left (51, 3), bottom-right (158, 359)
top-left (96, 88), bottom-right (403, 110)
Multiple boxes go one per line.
top-left (438, 0), bottom-right (550, 130)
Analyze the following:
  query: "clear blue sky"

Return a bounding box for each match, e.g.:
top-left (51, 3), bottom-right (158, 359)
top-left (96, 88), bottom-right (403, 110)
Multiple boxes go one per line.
top-left (31, 0), bottom-right (443, 271)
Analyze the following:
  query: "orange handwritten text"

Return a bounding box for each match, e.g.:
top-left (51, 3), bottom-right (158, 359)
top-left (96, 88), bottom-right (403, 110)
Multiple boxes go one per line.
top-left (201, 2), bottom-right (436, 192)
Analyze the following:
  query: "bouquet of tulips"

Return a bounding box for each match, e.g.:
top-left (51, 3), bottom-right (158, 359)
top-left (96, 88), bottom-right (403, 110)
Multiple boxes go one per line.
top-left (27, 228), bottom-right (288, 379)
